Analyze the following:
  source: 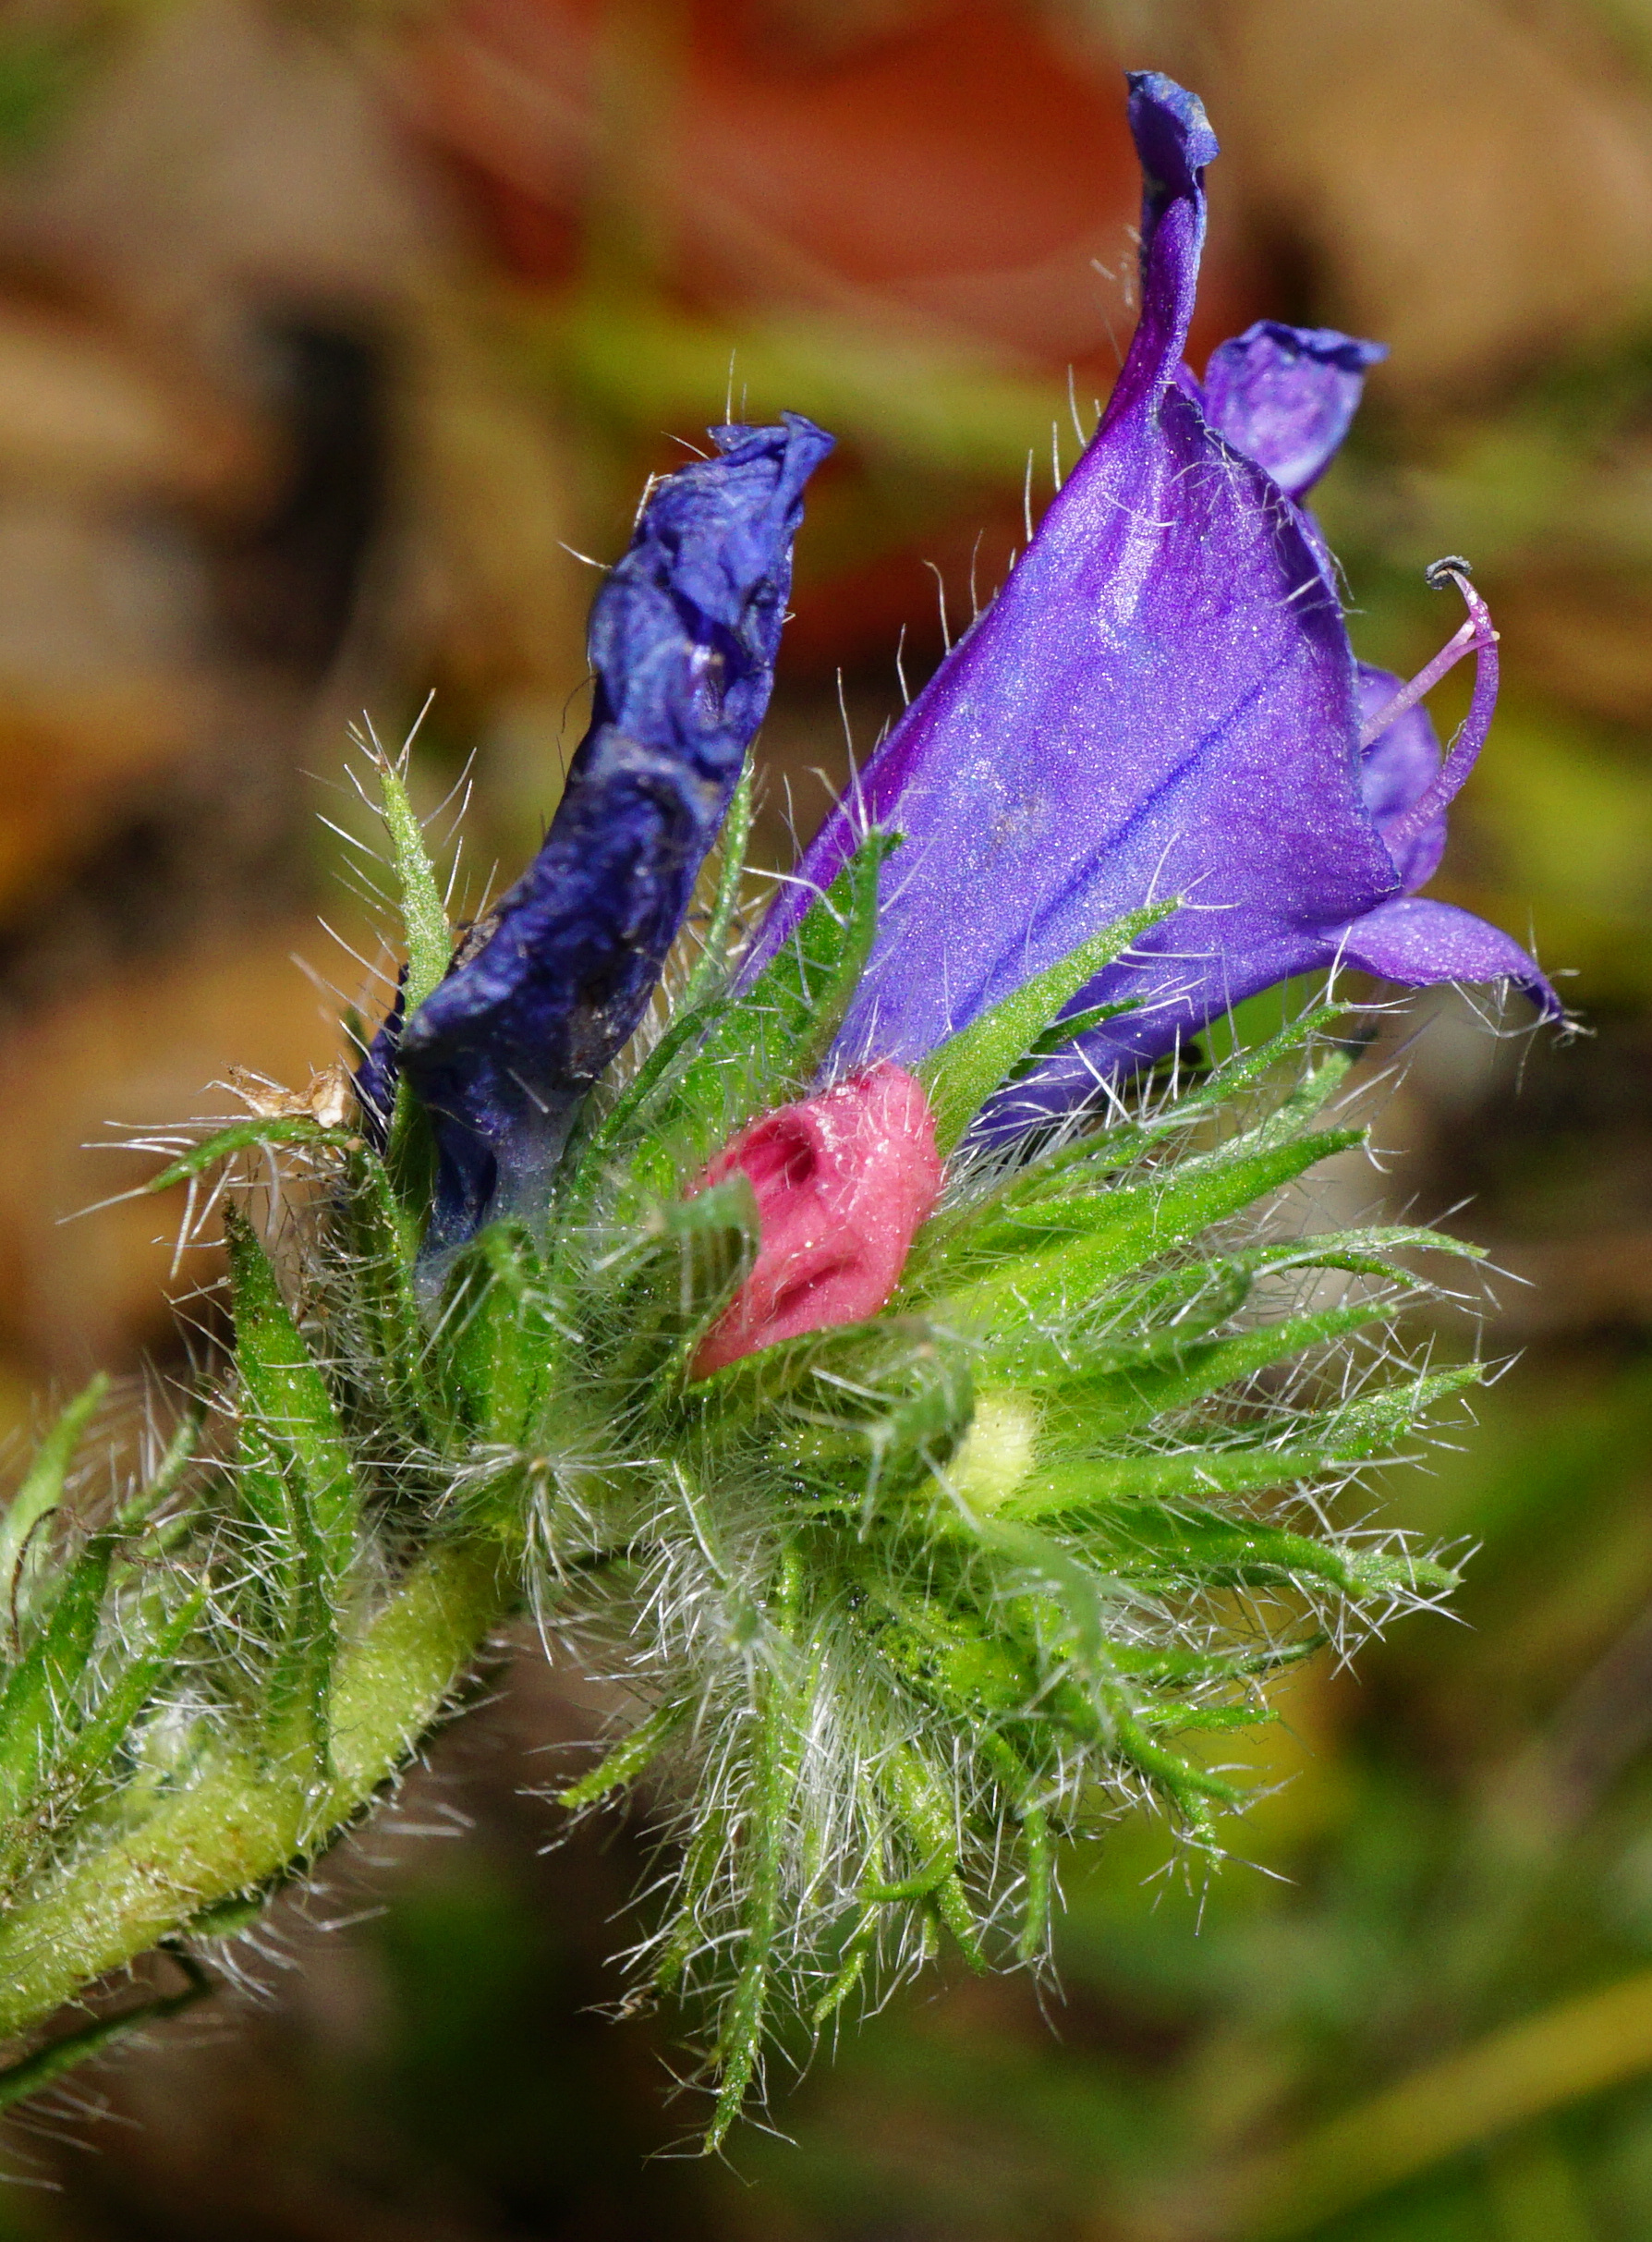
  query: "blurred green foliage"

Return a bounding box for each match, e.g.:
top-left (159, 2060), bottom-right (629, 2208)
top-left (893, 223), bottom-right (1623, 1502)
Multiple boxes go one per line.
top-left (0, 23), bottom-right (92, 161)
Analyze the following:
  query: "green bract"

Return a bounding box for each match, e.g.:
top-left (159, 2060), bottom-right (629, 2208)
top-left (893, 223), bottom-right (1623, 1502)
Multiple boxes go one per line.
top-left (0, 758), bottom-right (1477, 2149)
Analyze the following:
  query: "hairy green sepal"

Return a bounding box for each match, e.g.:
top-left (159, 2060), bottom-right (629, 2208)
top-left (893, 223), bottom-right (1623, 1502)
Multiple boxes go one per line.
top-left (0, 786), bottom-right (1477, 2154)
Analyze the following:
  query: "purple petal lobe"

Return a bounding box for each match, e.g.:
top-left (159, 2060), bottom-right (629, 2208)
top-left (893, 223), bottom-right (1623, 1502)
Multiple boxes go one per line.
top-left (399, 412), bottom-right (833, 1247)
top-left (974, 893), bottom-right (1562, 1143)
top-left (1201, 323), bottom-right (1387, 499)
top-left (1336, 896), bottom-right (1562, 1017)
top-left (1127, 70), bottom-right (1221, 202)
top-left (1357, 664), bottom-right (1447, 890)
top-left (1109, 74), bottom-right (1219, 426)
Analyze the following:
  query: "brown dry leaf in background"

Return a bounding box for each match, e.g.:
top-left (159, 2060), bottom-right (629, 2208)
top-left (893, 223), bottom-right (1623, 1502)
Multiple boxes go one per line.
top-left (6, 0), bottom-right (439, 347)
top-left (0, 296), bottom-right (263, 908)
top-left (406, 0), bottom-right (1162, 363)
top-left (0, 1), bottom-right (598, 1444)
top-left (0, 920), bottom-right (362, 1394)
top-left (1209, 0), bottom-right (1652, 392)
top-left (6, 0), bottom-right (596, 784)
top-left (0, 296), bottom-right (255, 501)
top-left (392, 302), bottom-right (589, 764)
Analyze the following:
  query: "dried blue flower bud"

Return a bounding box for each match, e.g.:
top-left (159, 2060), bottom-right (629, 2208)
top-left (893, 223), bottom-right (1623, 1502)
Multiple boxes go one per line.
top-left (353, 968), bottom-right (404, 1153)
top-left (395, 413), bottom-right (833, 1247)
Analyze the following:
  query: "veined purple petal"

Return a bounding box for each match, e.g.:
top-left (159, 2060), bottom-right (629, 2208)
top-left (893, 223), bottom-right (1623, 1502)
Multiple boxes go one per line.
top-left (758, 75), bottom-right (1394, 1080)
top-left (970, 887), bottom-right (1558, 1144)
top-left (1199, 323), bottom-right (1387, 499)
top-left (396, 412), bottom-right (833, 1248)
top-left (751, 72), bottom-right (1555, 1143)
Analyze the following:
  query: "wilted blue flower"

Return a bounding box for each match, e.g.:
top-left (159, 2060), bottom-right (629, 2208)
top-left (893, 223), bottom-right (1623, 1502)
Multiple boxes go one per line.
top-left (754, 72), bottom-right (1558, 1133)
top-left (353, 969), bottom-right (405, 1145)
top-left (380, 413), bottom-right (833, 1248)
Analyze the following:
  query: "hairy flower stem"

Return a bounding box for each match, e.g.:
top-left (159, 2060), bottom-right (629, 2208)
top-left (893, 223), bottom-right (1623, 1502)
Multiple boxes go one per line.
top-left (0, 1540), bottom-right (506, 2041)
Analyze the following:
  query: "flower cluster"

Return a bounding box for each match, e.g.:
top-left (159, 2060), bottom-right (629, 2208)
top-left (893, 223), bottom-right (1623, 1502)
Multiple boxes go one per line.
top-left (0, 74), bottom-right (1550, 2148)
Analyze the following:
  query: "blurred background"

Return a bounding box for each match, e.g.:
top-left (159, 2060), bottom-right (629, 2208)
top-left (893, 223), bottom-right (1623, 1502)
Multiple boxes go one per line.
top-left (3, 1), bottom-right (1652, 2235)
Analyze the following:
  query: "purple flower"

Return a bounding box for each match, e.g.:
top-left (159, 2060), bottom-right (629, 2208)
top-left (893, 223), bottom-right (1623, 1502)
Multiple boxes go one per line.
top-left (753, 72), bottom-right (1558, 1133)
top-left (383, 413), bottom-right (833, 1248)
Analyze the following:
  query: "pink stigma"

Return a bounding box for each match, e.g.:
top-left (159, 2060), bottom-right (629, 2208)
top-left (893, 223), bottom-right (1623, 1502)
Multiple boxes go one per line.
top-left (1356, 616), bottom-right (1485, 751)
top-left (1374, 564), bottom-right (1501, 865)
top-left (690, 1063), bottom-right (942, 1376)
top-left (1371, 565), bottom-right (1497, 860)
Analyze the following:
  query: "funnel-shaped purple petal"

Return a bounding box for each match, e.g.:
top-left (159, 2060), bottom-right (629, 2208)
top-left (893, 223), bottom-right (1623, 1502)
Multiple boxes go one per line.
top-left (752, 73), bottom-right (1555, 1139)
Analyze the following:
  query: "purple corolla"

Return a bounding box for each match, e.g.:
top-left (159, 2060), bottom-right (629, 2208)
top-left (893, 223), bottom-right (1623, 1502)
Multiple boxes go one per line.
top-left (378, 413), bottom-right (833, 1248)
top-left (754, 72), bottom-right (1558, 1134)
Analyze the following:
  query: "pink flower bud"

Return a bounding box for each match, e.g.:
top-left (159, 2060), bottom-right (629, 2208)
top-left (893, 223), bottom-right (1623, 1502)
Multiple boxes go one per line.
top-left (691, 1064), bottom-right (942, 1375)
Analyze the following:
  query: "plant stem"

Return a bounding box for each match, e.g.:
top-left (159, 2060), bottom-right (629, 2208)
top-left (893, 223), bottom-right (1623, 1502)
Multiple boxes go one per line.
top-left (0, 1540), bottom-right (507, 2042)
